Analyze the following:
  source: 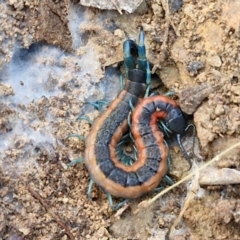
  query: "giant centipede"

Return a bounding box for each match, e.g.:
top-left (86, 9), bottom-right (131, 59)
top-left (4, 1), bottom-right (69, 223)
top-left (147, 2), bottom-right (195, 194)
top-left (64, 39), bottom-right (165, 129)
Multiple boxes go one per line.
top-left (84, 71), bottom-right (186, 199)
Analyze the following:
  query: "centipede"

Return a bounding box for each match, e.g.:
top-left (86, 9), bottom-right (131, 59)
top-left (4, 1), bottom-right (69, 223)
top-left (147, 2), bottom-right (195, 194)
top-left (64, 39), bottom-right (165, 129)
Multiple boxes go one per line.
top-left (69, 28), bottom-right (192, 210)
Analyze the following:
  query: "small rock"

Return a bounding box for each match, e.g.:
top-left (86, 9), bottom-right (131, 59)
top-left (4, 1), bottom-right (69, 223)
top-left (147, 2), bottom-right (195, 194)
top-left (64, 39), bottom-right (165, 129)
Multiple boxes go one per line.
top-left (114, 29), bottom-right (125, 39)
top-left (178, 83), bottom-right (215, 115)
top-left (231, 85), bottom-right (240, 95)
top-left (200, 168), bottom-right (240, 185)
top-left (7, 235), bottom-right (24, 240)
top-left (183, 4), bottom-right (197, 21)
top-left (187, 61), bottom-right (204, 75)
top-left (169, 0), bottom-right (183, 12)
top-left (0, 212), bottom-right (6, 236)
top-left (152, 3), bottom-right (163, 16)
top-left (18, 227), bottom-right (31, 235)
top-left (207, 55), bottom-right (222, 67)
top-left (214, 104), bottom-right (225, 115)
top-left (79, 0), bottom-right (145, 13)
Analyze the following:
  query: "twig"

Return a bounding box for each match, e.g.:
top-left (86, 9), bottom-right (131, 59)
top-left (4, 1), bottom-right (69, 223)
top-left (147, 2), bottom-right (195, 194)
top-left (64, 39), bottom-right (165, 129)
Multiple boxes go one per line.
top-left (28, 186), bottom-right (75, 240)
top-left (111, 0), bottom-right (122, 15)
top-left (161, 0), bottom-right (180, 42)
top-left (133, 142), bottom-right (240, 214)
top-left (114, 203), bottom-right (130, 218)
top-left (169, 162), bottom-right (199, 237)
top-left (161, 0), bottom-right (170, 51)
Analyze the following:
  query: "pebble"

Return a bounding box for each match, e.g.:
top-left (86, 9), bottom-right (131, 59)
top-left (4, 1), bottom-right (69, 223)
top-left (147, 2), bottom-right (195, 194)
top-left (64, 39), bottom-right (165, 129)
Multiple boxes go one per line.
top-left (79, 0), bottom-right (145, 13)
top-left (169, 0), bottom-right (183, 12)
top-left (215, 104), bottom-right (225, 115)
top-left (207, 55), bottom-right (222, 67)
top-left (231, 85), bottom-right (240, 96)
top-left (114, 29), bottom-right (125, 39)
top-left (200, 168), bottom-right (240, 185)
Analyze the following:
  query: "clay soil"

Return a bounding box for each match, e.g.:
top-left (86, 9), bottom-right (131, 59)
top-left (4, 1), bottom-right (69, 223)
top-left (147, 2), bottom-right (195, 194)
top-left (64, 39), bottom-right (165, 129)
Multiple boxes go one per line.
top-left (1, 0), bottom-right (240, 239)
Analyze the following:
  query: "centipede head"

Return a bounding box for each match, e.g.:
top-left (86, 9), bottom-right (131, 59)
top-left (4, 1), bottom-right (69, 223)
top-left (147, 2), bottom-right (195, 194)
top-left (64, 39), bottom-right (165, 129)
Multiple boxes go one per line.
top-left (165, 108), bottom-right (187, 135)
top-left (165, 108), bottom-right (194, 170)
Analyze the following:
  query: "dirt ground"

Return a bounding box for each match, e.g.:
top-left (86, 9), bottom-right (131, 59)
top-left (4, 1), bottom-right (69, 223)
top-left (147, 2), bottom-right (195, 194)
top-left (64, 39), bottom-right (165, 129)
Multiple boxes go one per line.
top-left (1, 0), bottom-right (240, 239)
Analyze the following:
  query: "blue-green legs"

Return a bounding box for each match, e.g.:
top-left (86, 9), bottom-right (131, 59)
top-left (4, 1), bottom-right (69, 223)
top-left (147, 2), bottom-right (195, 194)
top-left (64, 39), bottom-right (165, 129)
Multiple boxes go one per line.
top-left (107, 194), bottom-right (129, 211)
top-left (85, 100), bottom-right (109, 112)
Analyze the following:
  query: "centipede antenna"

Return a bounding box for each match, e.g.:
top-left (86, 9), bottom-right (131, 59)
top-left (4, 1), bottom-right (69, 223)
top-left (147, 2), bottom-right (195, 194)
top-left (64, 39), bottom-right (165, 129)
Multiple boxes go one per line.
top-left (76, 116), bottom-right (93, 125)
top-left (87, 179), bottom-right (94, 200)
top-left (67, 134), bottom-right (86, 141)
top-left (67, 157), bottom-right (84, 168)
top-left (185, 123), bottom-right (197, 161)
top-left (176, 134), bottom-right (192, 170)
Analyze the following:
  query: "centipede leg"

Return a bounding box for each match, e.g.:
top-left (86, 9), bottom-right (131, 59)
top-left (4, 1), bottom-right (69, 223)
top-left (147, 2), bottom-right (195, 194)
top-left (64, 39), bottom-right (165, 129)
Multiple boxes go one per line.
top-left (67, 134), bottom-right (85, 168)
top-left (119, 74), bottom-right (125, 90)
top-left (164, 90), bottom-right (175, 97)
top-left (66, 134), bottom-right (85, 168)
top-left (76, 116), bottom-right (93, 125)
top-left (107, 193), bottom-right (129, 211)
top-left (158, 120), bottom-right (172, 138)
top-left (153, 175), bottom-right (173, 192)
top-left (86, 100), bottom-right (109, 112)
top-left (163, 175), bottom-right (174, 185)
top-left (163, 139), bottom-right (172, 171)
top-left (128, 98), bottom-right (135, 111)
top-left (67, 134), bottom-right (86, 141)
top-left (116, 133), bottom-right (130, 148)
top-left (152, 175), bottom-right (174, 193)
top-left (153, 186), bottom-right (164, 193)
top-left (67, 157), bottom-right (84, 168)
top-left (87, 179), bottom-right (94, 200)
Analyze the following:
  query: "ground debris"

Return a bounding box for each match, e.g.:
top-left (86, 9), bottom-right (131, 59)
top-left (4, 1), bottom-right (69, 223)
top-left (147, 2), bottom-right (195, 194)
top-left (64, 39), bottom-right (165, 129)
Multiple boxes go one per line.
top-left (78, 0), bottom-right (145, 14)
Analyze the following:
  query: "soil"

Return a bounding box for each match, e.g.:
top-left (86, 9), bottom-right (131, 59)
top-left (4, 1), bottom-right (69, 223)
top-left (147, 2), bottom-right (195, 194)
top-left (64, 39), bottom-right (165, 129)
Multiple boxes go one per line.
top-left (1, 0), bottom-right (240, 239)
